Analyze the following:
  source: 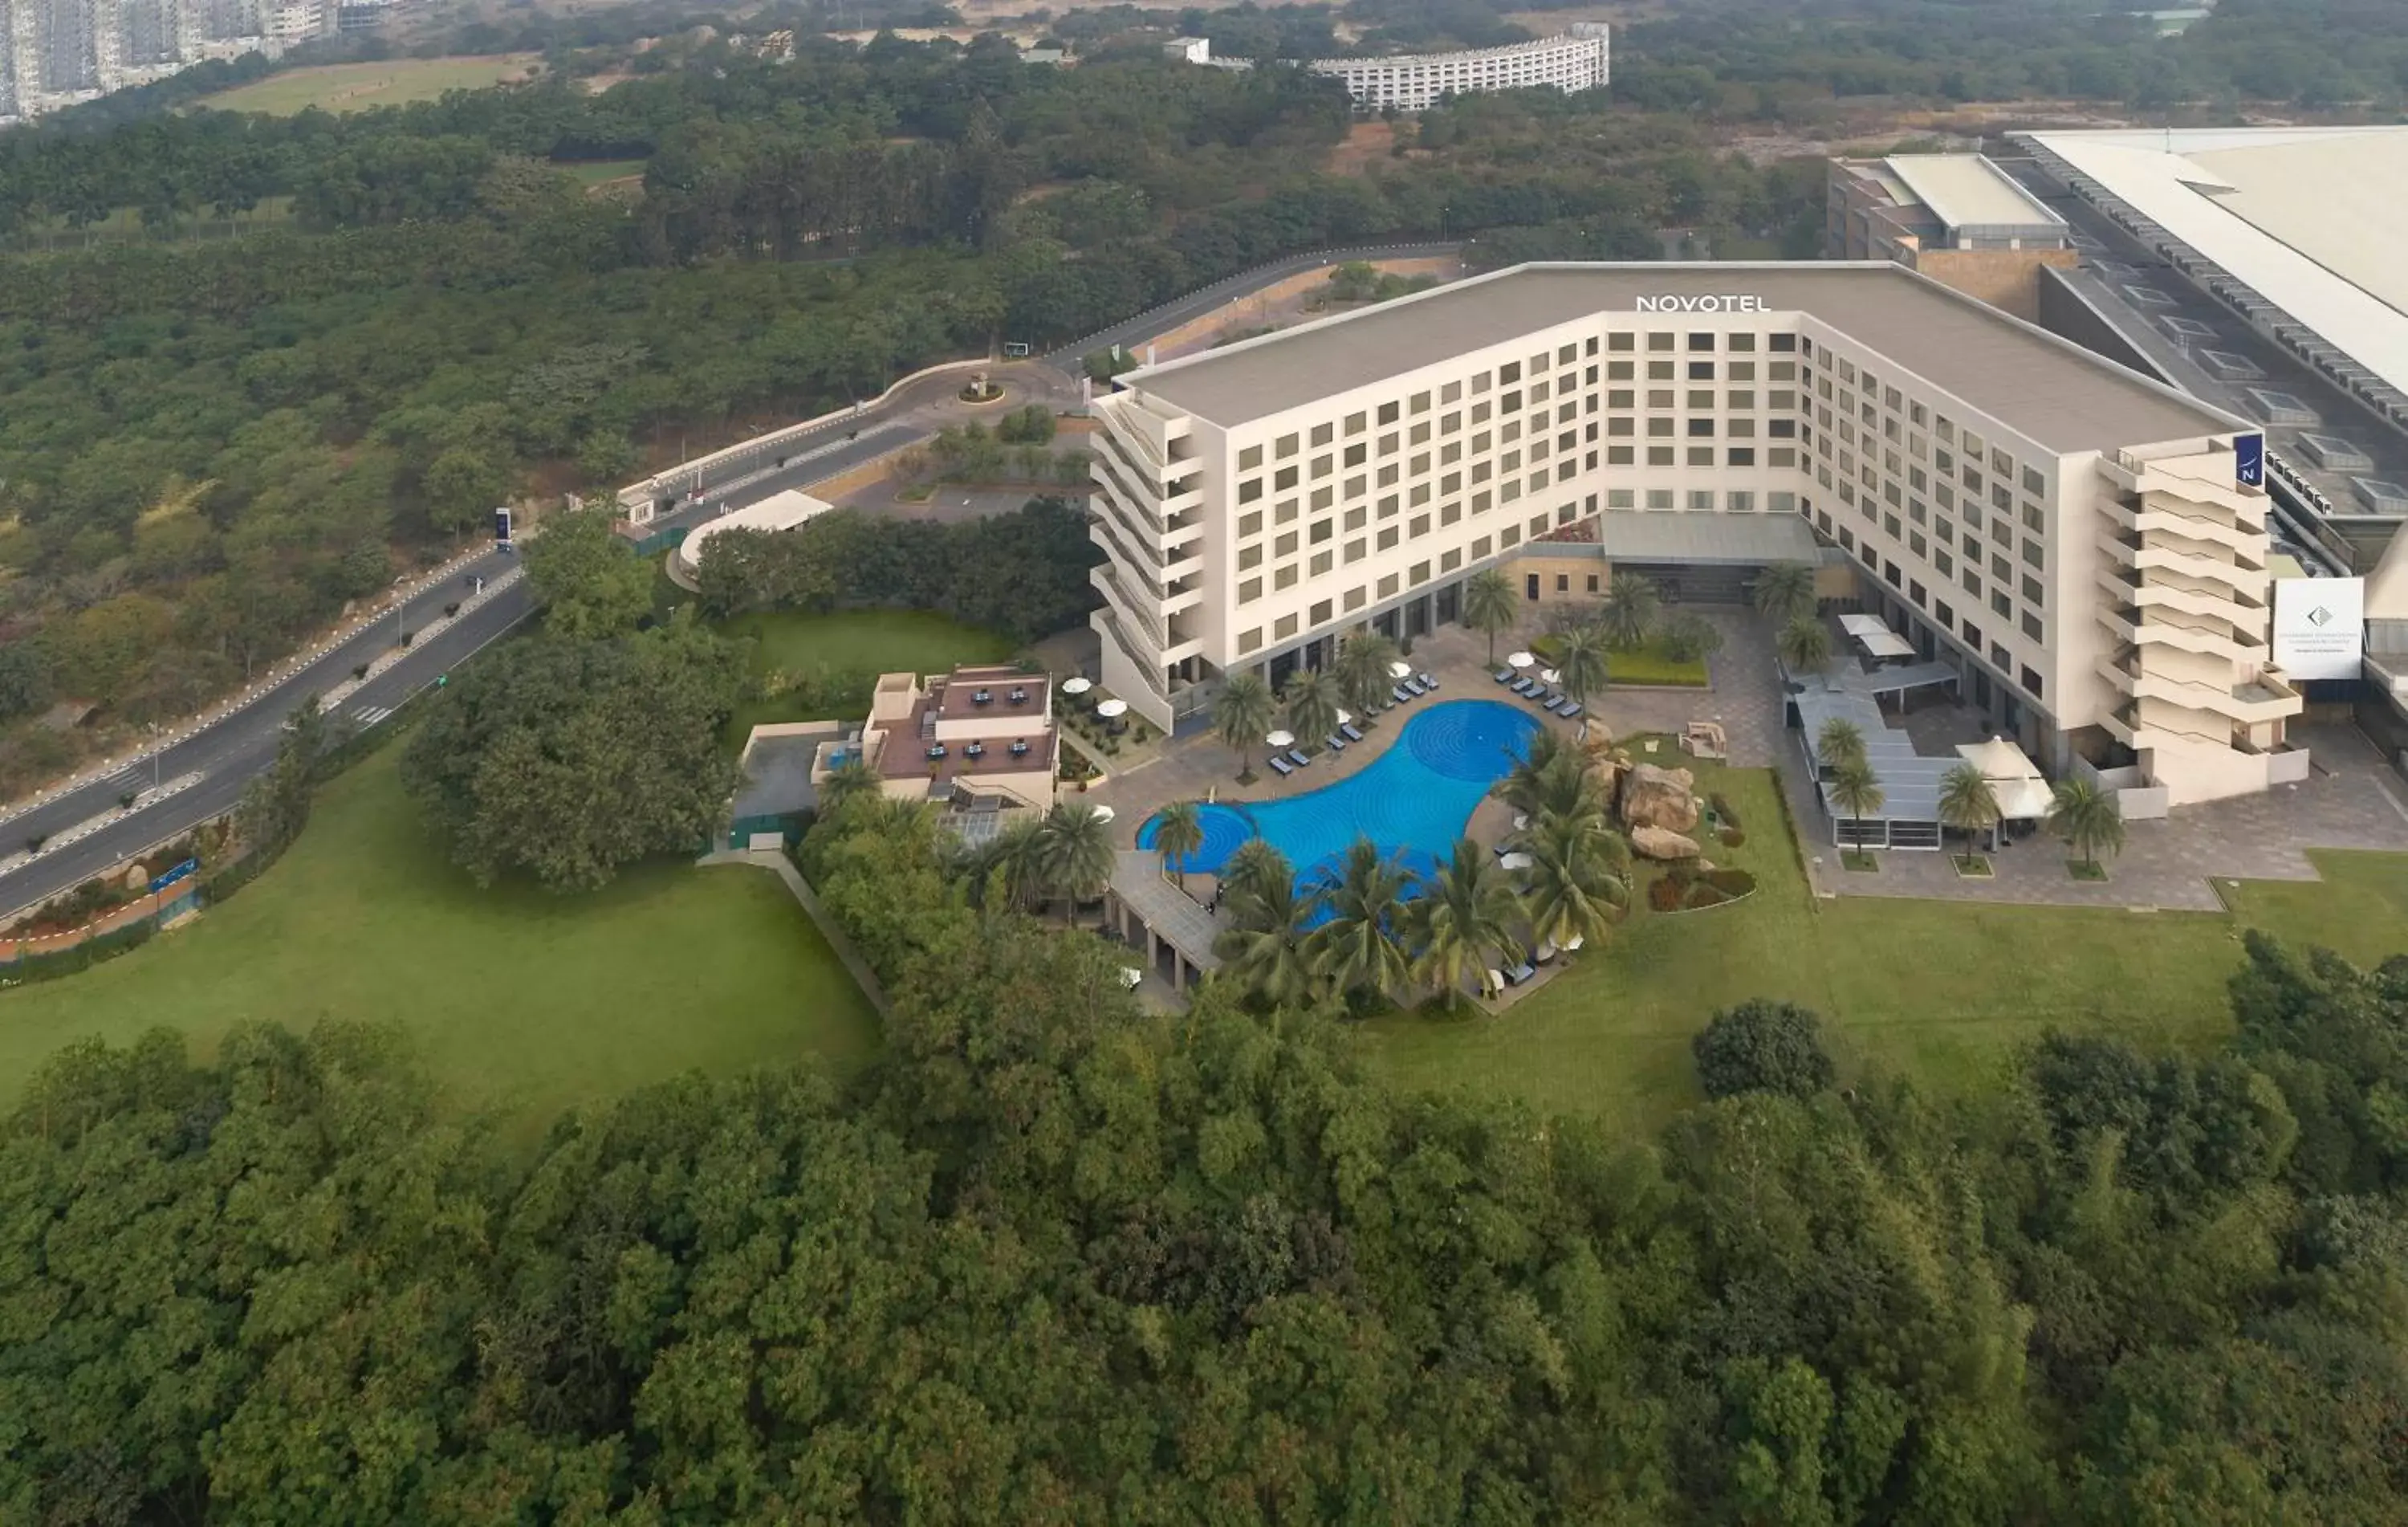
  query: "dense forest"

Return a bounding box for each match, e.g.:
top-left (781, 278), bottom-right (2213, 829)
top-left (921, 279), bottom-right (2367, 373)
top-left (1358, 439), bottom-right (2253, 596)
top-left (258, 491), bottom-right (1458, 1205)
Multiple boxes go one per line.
top-left (0, 36), bottom-right (1808, 796)
top-left (4, 779), bottom-right (2404, 1521)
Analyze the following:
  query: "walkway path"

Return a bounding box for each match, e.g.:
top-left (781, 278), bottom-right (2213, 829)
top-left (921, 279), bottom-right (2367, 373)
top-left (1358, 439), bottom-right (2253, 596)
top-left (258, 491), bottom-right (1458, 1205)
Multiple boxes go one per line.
top-left (698, 849), bottom-right (891, 1016)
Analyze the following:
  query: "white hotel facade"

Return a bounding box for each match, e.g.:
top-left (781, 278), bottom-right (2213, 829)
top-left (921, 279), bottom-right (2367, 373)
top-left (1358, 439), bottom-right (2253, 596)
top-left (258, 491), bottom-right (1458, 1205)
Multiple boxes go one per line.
top-left (1086, 263), bottom-right (2308, 807)
top-left (1307, 27), bottom-right (1609, 113)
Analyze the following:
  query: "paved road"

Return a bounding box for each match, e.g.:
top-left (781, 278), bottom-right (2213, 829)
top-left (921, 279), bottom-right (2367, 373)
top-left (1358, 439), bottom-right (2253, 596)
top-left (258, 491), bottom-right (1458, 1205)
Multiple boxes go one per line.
top-left (0, 242), bottom-right (1461, 924)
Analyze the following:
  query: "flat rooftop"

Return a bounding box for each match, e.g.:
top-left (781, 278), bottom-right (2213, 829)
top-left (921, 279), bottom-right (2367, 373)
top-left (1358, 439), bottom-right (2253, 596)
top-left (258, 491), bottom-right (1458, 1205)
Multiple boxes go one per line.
top-left (1123, 263), bottom-right (2235, 453)
top-left (1882, 154), bottom-right (2066, 234)
top-left (2019, 126), bottom-right (2408, 399)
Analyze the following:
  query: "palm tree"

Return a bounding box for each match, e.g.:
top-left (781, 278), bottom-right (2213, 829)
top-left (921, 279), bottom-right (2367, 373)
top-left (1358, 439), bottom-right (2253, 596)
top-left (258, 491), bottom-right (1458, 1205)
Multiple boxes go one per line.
top-left (1036, 801), bottom-right (1117, 922)
top-left (1215, 867), bottom-right (1320, 1010)
top-left (1517, 815), bottom-right (1629, 954)
top-left (1752, 560), bottom-right (1817, 626)
top-left (1411, 838), bottom-right (1526, 1008)
top-left (1214, 670), bottom-right (1275, 782)
top-left (1825, 759), bottom-right (1886, 848)
top-left (1938, 763), bottom-right (2003, 860)
top-left (1776, 615), bottom-right (1832, 678)
top-left (1499, 731), bottom-right (1609, 829)
top-left (1333, 628), bottom-right (1402, 722)
top-left (1224, 840), bottom-right (1296, 916)
top-left (1308, 838), bottom-right (1414, 1004)
top-left (1815, 717), bottom-right (1867, 774)
top-left (1282, 666), bottom-right (1342, 751)
top-left (1552, 621), bottom-right (1611, 740)
top-left (819, 758), bottom-right (880, 816)
top-left (1152, 800), bottom-right (1204, 890)
top-left (2048, 777), bottom-right (2125, 873)
top-left (966, 815), bottom-right (1047, 912)
top-left (1601, 571), bottom-right (1661, 650)
top-left (1462, 568), bottom-right (1520, 666)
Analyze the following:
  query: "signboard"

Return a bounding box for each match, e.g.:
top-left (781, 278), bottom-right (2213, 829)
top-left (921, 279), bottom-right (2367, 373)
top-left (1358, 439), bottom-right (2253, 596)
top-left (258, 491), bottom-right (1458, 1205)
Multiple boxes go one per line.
top-left (2234, 431), bottom-right (2265, 489)
top-left (1633, 294), bottom-right (1768, 313)
top-left (148, 857), bottom-right (197, 894)
top-left (2272, 575), bottom-right (2364, 682)
top-left (494, 506), bottom-right (513, 546)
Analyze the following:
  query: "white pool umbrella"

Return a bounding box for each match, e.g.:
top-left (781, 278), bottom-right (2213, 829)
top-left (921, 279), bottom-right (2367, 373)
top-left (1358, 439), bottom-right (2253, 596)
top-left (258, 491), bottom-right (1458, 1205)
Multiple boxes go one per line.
top-left (1095, 698), bottom-right (1129, 718)
top-left (1499, 851), bottom-right (1534, 870)
top-left (1090, 804), bottom-right (1117, 823)
top-left (1389, 661), bottom-right (1413, 678)
top-left (1060, 676), bottom-right (1092, 694)
top-left (1335, 709), bottom-right (1352, 724)
top-left (1540, 668), bottom-right (1560, 685)
top-left (1265, 730), bottom-right (1296, 748)
top-left (1507, 651), bottom-right (1535, 668)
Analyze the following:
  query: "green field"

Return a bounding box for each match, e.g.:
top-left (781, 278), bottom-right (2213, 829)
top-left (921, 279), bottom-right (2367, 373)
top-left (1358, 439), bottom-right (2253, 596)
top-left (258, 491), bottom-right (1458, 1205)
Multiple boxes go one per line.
top-left (559, 159), bottom-right (649, 187)
top-left (718, 609), bottom-right (1015, 743)
top-left (0, 750), bottom-right (880, 1125)
top-left (1355, 751), bottom-right (2408, 1134)
top-left (1528, 633), bottom-right (1710, 687)
top-left (197, 55), bottom-right (540, 116)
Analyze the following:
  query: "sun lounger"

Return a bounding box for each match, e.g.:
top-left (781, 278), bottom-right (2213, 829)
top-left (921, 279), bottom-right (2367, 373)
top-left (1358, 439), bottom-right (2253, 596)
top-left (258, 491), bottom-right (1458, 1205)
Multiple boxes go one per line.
top-left (1268, 755), bottom-right (1294, 777)
top-left (1286, 749), bottom-right (1310, 768)
top-left (1493, 668), bottom-right (1515, 684)
top-left (1559, 702), bottom-right (1583, 719)
top-left (1403, 678), bottom-right (1427, 697)
top-left (1417, 671), bottom-right (1438, 690)
top-left (1543, 696), bottom-right (1568, 714)
top-left (1510, 678), bottom-right (1538, 697)
top-left (1392, 685), bottom-right (1414, 704)
top-left (1325, 732), bottom-right (1348, 752)
top-left (1504, 961), bottom-right (1537, 987)
top-left (1340, 723), bottom-right (1365, 743)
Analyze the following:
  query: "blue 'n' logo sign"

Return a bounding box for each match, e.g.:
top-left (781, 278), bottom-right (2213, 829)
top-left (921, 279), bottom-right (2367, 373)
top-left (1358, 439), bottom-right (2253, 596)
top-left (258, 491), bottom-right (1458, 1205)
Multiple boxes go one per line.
top-left (2235, 433), bottom-right (2265, 488)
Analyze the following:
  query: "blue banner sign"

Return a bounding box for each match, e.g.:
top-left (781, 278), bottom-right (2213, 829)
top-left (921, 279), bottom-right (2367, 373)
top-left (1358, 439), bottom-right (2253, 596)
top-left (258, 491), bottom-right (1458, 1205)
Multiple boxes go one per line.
top-left (2235, 432), bottom-right (2264, 488)
top-left (148, 857), bottom-right (197, 894)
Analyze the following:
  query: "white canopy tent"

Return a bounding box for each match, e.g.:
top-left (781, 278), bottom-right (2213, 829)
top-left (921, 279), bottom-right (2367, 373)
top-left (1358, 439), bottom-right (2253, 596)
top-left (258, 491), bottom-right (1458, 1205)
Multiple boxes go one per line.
top-left (1956, 736), bottom-right (2056, 820)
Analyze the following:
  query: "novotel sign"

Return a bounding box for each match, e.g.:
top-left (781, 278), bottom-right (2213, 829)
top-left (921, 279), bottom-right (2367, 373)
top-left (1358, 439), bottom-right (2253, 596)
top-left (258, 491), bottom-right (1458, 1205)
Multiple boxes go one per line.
top-left (1633, 294), bottom-right (1770, 313)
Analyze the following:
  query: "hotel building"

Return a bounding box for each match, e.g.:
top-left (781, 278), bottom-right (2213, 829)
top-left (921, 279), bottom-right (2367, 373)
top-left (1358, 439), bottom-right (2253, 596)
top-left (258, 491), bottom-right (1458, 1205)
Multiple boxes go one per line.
top-left (1306, 28), bottom-right (1608, 113)
top-left (1086, 262), bottom-right (2309, 807)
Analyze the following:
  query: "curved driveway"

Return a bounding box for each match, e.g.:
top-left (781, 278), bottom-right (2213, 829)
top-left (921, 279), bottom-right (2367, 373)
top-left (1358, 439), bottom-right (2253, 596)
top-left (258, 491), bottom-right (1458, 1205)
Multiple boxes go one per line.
top-left (0, 241), bottom-right (1461, 923)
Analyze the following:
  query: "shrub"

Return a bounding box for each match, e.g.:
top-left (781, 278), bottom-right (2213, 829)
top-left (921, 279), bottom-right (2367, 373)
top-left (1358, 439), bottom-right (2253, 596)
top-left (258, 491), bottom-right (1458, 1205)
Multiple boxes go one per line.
top-left (1720, 827), bottom-right (1746, 849)
top-left (1647, 876), bottom-right (1684, 912)
top-left (1708, 792), bottom-right (1739, 829)
top-left (1692, 999), bottom-right (1835, 1100)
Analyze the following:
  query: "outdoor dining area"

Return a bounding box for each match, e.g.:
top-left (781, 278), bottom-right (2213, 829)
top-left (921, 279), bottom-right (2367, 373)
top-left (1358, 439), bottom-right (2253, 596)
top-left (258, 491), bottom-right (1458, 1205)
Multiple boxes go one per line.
top-left (1492, 649), bottom-right (1585, 720)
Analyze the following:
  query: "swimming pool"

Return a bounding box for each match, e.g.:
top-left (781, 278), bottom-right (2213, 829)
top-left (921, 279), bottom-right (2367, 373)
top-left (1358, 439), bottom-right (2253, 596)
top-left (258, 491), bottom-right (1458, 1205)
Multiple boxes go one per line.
top-left (1137, 699), bottom-right (1540, 888)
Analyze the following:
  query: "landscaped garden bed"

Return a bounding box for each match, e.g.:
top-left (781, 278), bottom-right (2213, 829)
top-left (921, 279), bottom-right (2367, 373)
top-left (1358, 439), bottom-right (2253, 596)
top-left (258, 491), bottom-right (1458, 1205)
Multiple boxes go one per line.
top-left (1646, 864), bottom-right (1758, 913)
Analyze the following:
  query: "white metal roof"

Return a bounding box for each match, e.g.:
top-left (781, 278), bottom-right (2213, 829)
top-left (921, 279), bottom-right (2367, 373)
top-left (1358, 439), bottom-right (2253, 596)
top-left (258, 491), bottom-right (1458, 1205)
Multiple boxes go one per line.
top-left (2021, 127), bottom-right (2408, 399)
top-left (1882, 155), bottom-right (2065, 234)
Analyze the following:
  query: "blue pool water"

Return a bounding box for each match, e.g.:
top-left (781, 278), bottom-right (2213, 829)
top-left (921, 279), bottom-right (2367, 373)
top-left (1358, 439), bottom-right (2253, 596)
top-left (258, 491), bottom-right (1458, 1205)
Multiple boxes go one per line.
top-left (1138, 699), bottom-right (1540, 889)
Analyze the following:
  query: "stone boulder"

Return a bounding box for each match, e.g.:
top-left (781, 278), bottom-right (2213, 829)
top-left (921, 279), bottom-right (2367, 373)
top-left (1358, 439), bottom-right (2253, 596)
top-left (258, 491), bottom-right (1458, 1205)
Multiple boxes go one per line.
top-left (1632, 825), bottom-right (1702, 861)
top-left (1621, 763), bottom-right (1702, 834)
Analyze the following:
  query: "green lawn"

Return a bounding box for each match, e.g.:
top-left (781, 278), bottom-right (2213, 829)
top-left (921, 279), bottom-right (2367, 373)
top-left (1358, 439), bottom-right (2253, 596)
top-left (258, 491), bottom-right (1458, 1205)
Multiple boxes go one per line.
top-left (718, 609), bottom-right (1014, 743)
top-left (1529, 633), bottom-right (1710, 687)
top-left (197, 55), bottom-right (540, 115)
top-left (559, 159), bottom-right (649, 188)
top-left (1355, 751), bottom-right (2408, 1136)
top-left (0, 750), bottom-right (880, 1125)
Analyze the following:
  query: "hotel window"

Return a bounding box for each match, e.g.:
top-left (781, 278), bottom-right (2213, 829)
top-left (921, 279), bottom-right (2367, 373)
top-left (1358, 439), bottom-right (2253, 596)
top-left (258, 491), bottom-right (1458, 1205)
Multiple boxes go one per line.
top-left (1239, 545), bottom-right (1263, 571)
top-left (1379, 465), bottom-right (1401, 488)
top-left (1239, 577), bottom-right (1262, 603)
top-left (1909, 531), bottom-right (1926, 557)
top-left (1727, 491), bottom-right (1755, 512)
top-left (1687, 447), bottom-right (1714, 466)
top-left (1239, 627), bottom-right (1263, 653)
top-left (2022, 503), bottom-right (2046, 533)
top-left (2021, 540), bottom-right (2044, 569)
top-left (1645, 489), bottom-right (1674, 509)
top-left (2021, 613), bottom-right (2043, 642)
top-left (1275, 531), bottom-right (1299, 557)
top-left (1310, 599), bottom-right (1332, 625)
top-left (1609, 446), bottom-right (1635, 465)
top-left (1275, 564), bottom-right (1300, 591)
top-left (1769, 333), bottom-right (1796, 352)
top-left (1648, 360), bottom-right (1676, 381)
top-left (1239, 445), bottom-right (1264, 470)
top-left (1609, 332), bottom-right (1635, 351)
top-left (1344, 538), bottom-right (1366, 563)
top-left (1311, 487), bottom-right (1334, 511)
top-left (1473, 491), bottom-right (1492, 513)
top-left (1769, 418), bottom-right (1796, 439)
top-left (1648, 446), bottom-right (1675, 466)
top-left (1310, 519), bottom-right (1334, 544)
top-left (2022, 575), bottom-right (2044, 606)
top-left (1379, 573), bottom-right (1400, 597)
top-left (1991, 590), bottom-right (2011, 619)
top-left (1471, 371), bottom-right (1491, 393)
top-left (2021, 666), bottom-right (2044, 699)
top-left (1239, 511), bottom-right (1263, 538)
top-left (1275, 613), bottom-right (1298, 639)
top-left (1310, 552), bottom-right (1332, 576)
top-left (1686, 389), bottom-right (1714, 410)
top-left (1239, 478), bottom-right (1263, 503)
top-left (1411, 390), bottom-right (1432, 413)
top-left (1500, 524), bottom-right (1521, 547)
top-left (1474, 534), bottom-right (1494, 556)
top-left (1442, 380), bottom-right (1463, 402)
top-left (1769, 491), bottom-right (1797, 513)
top-left (1648, 332), bottom-right (1676, 352)
top-left (1275, 466), bottom-right (1297, 491)
top-left (1529, 514), bottom-right (1550, 537)
top-left (1411, 561), bottom-right (1433, 588)
top-left (1409, 513), bottom-right (1431, 538)
top-left (1311, 423), bottom-right (1334, 448)
top-left (1728, 363), bottom-right (1756, 382)
top-left (1727, 448), bottom-right (1755, 466)
top-left (1409, 422), bottom-right (1431, 447)
top-left (1344, 475), bottom-right (1366, 500)
top-left (1377, 527), bottom-right (1399, 551)
top-left (1344, 443), bottom-right (1367, 468)
top-left (1499, 361), bottom-right (1523, 383)
top-left (1442, 548), bottom-right (1463, 572)
top-left (1559, 344), bottom-right (1578, 364)
top-left (1276, 434), bottom-right (1299, 458)
top-left (1688, 361), bottom-right (1715, 381)
top-left (1609, 360), bottom-right (1636, 381)
top-left (1377, 401), bottom-right (1401, 425)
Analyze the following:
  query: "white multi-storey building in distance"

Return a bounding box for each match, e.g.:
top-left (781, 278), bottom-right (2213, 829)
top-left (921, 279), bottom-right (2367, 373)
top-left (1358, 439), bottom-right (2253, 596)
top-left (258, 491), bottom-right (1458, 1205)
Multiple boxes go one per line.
top-left (1307, 26), bottom-right (1608, 112)
top-left (1088, 261), bottom-right (2312, 808)
top-left (2, 0), bottom-right (353, 123)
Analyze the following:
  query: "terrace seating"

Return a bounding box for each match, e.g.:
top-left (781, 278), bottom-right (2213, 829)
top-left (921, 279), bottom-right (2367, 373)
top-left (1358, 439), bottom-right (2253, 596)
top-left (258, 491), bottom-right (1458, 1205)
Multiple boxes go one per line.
top-left (1559, 702), bottom-right (1583, 719)
top-left (1325, 732), bottom-right (1348, 752)
top-left (925, 743), bottom-right (949, 759)
top-left (1008, 739), bottom-right (1031, 757)
top-left (1504, 961), bottom-right (1537, 987)
top-left (1007, 686), bottom-right (1029, 705)
top-left (1417, 672), bottom-right (1438, 690)
top-left (1269, 755), bottom-right (1295, 777)
top-left (1340, 723), bottom-right (1365, 743)
top-left (1510, 678), bottom-right (1539, 697)
top-left (971, 688), bottom-right (993, 706)
top-left (1404, 677), bottom-right (1428, 696)
top-left (1286, 749), bottom-right (1311, 769)
top-left (1493, 669), bottom-right (1515, 684)
top-left (1392, 685), bottom-right (1414, 704)
top-left (964, 741), bottom-right (986, 759)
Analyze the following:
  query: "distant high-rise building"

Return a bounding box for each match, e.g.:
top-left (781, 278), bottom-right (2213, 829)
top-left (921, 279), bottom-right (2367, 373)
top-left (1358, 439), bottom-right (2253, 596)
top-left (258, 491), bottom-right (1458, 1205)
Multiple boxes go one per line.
top-left (0, 0), bottom-right (378, 123)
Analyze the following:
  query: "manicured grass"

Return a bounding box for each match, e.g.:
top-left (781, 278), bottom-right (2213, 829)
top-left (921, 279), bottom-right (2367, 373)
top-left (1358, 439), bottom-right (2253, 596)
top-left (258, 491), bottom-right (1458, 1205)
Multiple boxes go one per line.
top-left (1528, 633), bottom-right (1710, 687)
top-left (1354, 754), bottom-right (2408, 1137)
top-left (718, 609), bottom-right (1014, 743)
top-left (0, 750), bottom-right (880, 1125)
top-left (557, 159), bottom-right (649, 187)
top-left (197, 55), bottom-right (539, 115)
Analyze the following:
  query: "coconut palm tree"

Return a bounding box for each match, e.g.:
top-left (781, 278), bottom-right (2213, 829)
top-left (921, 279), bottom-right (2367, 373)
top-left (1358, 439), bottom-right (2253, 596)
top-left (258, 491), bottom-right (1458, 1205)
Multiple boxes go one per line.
top-left (1552, 622), bottom-right (1612, 740)
top-left (1938, 763), bottom-right (2003, 860)
top-left (1517, 815), bottom-right (1629, 955)
top-left (1826, 759), bottom-right (1886, 847)
top-left (1214, 868), bottom-right (1320, 1011)
top-left (2048, 776), bottom-right (2126, 873)
top-left (1220, 838), bottom-right (1293, 906)
top-left (818, 758), bottom-right (880, 816)
top-left (1282, 666), bottom-right (1343, 751)
top-left (1601, 571), bottom-right (1661, 650)
top-left (1776, 615), bottom-right (1832, 678)
top-left (1410, 838), bottom-right (1526, 1008)
top-left (1214, 670), bottom-right (1275, 782)
top-left (1036, 801), bottom-right (1117, 923)
top-left (1815, 717), bottom-right (1868, 774)
top-left (1462, 568), bottom-right (1521, 666)
top-left (1308, 838), bottom-right (1415, 1004)
top-left (966, 815), bottom-right (1047, 912)
top-left (1752, 560), bottom-right (1818, 625)
top-left (1333, 628), bottom-right (1402, 722)
top-left (1499, 733), bottom-right (1609, 830)
top-left (1152, 800), bottom-right (1205, 890)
